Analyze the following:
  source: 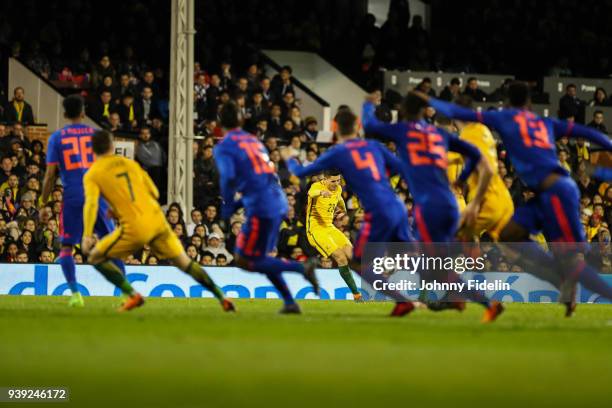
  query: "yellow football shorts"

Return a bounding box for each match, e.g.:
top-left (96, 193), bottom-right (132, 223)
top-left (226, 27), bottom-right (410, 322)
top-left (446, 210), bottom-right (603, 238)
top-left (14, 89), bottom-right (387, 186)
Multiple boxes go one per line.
top-left (307, 225), bottom-right (352, 257)
top-left (95, 217), bottom-right (184, 260)
top-left (459, 195), bottom-right (514, 241)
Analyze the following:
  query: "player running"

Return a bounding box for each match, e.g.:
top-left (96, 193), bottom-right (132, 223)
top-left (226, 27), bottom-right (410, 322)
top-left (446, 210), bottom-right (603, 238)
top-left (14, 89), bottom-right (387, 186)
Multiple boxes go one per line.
top-left (41, 95), bottom-right (125, 307)
top-left (362, 93), bottom-right (504, 323)
top-left (214, 101), bottom-right (319, 315)
top-left (80, 130), bottom-right (235, 313)
top-left (450, 95), bottom-right (514, 241)
top-left (282, 108), bottom-right (416, 317)
top-left (306, 171), bottom-right (361, 301)
top-left (420, 81), bottom-right (612, 315)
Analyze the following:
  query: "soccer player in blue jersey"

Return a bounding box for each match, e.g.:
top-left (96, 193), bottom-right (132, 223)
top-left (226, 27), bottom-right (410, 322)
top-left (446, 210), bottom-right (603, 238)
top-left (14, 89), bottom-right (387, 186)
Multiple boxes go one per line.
top-left (361, 93), bottom-right (503, 322)
top-left (418, 81), bottom-right (612, 315)
top-left (214, 101), bottom-right (319, 314)
top-left (281, 109), bottom-right (417, 317)
top-left (41, 96), bottom-right (125, 307)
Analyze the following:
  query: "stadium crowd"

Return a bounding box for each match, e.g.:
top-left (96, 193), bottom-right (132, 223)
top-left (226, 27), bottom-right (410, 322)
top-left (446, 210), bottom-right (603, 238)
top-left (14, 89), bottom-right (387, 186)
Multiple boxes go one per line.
top-left (1, 63), bottom-right (612, 272)
top-left (0, 0), bottom-right (611, 270)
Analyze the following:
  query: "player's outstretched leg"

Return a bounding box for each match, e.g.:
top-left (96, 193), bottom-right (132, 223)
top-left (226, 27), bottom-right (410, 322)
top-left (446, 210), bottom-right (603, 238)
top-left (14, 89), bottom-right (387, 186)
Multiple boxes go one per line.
top-left (170, 253), bottom-right (235, 312)
top-left (59, 246), bottom-right (84, 307)
top-left (332, 246), bottom-right (361, 301)
top-left (349, 259), bottom-right (415, 317)
top-left (234, 254), bottom-right (319, 314)
top-left (93, 260), bottom-right (144, 311)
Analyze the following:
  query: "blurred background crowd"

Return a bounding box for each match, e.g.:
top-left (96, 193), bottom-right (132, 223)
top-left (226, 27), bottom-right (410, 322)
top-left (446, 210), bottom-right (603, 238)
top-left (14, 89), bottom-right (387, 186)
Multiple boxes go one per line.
top-left (0, 0), bottom-right (611, 270)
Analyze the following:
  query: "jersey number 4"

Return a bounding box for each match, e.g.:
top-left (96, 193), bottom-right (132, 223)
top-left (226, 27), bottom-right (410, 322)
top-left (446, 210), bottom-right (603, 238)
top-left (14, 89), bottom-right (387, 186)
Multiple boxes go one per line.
top-left (350, 150), bottom-right (381, 180)
top-left (239, 141), bottom-right (274, 174)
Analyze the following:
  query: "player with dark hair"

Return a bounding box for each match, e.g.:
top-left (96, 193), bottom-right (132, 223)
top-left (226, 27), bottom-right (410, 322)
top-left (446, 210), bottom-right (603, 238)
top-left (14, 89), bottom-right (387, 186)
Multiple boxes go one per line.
top-left (282, 108), bottom-right (416, 317)
top-left (305, 167), bottom-right (360, 301)
top-left (362, 93), bottom-right (503, 322)
top-left (41, 95), bottom-right (125, 307)
top-left (81, 130), bottom-right (235, 313)
top-left (420, 81), bottom-right (612, 315)
top-left (214, 101), bottom-right (319, 314)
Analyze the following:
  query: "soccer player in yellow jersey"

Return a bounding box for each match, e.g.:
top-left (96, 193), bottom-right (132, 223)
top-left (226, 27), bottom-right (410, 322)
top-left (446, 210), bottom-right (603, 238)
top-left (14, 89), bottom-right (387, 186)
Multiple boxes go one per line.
top-left (453, 96), bottom-right (514, 241)
top-left (436, 116), bottom-right (467, 212)
top-left (80, 130), bottom-right (235, 312)
top-left (306, 170), bottom-right (361, 300)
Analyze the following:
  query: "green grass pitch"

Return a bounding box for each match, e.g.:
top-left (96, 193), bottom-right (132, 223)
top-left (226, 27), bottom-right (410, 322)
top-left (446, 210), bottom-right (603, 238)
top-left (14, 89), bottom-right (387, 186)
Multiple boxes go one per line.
top-left (1, 296), bottom-right (612, 408)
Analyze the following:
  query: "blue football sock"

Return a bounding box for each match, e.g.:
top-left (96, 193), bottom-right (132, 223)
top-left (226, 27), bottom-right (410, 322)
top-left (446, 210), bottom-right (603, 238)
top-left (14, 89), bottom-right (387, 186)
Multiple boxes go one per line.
top-left (248, 257), bottom-right (304, 275)
top-left (265, 272), bottom-right (296, 305)
top-left (572, 261), bottom-right (612, 301)
top-left (59, 248), bottom-right (78, 293)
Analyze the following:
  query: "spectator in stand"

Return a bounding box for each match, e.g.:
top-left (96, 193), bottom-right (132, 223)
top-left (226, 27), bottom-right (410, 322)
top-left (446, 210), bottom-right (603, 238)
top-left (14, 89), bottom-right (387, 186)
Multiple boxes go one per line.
top-left (589, 87), bottom-right (611, 107)
top-left (488, 78), bottom-right (513, 102)
top-left (439, 77), bottom-right (461, 101)
top-left (0, 124), bottom-right (10, 155)
top-left (118, 73), bottom-right (137, 102)
top-left (88, 90), bottom-right (116, 126)
top-left (10, 123), bottom-right (31, 152)
top-left (136, 86), bottom-right (160, 127)
top-left (268, 104), bottom-right (283, 138)
top-left (138, 70), bottom-right (159, 96)
top-left (5, 87), bottom-right (35, 125)
top-left (463, 77), bottom-right (487, 102)
top-left (235, 77), bottom-right (251, 98)
top-left (219, 61), bottom-right (234, 91)
top-left (194, 73), bottom-right (207, 104)
top-left (304, 117), bottom-right (318, 141)
top-left (281, 91), bottom-right (297, 119)
top-left (271, 66), bottom-right (295, 103)
top-left (246, 63), bottom-right (261, 89)
top-left (106, 112), bottom-right (123, 133)
top-left (99, 75), bottom-right (120, 102)
top-left (116, 92), bottom-right (141, 131)
top-left (588, 110), bottom-right (608, 134)
top-left (246, 90), bottom-right (268, 125)
top-left (202, 232), bottom-right (233, 264)
top-left (193, 144), bottom-right (219, 208)
top-left (260, 77), bottom-right (273, 106)
top-left (559, 84), bottom-right (586, 123)
top-left (414, 77), bottom-right (436, 97)
top-left (91, 55), bottom-right (116, 90)
top-left (135, 127), bottom-right (165, 193)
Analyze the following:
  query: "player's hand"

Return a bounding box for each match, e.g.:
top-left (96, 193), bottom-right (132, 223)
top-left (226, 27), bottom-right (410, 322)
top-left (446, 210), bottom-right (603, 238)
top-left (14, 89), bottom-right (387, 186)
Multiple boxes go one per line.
top-left (366, 90), bottom-right (382, 105)
top-left (279, 147), bottom-right (293, 162)
top-left (81, 236), bottom-right (96, 256)
top-left (410, 90), bottom-right (430, 103)
top-left (459, 201), bottom-right (480, 230)
top-left (106, 207), bottom-right (116, 220)
top-left (320, 190), bottom-right (332, 198)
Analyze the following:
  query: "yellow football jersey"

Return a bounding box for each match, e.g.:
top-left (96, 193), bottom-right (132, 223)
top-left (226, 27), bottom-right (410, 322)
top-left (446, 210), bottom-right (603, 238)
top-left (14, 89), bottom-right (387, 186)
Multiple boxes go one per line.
top-left (83, 155), bottom-right (162, 236)
top-left (306, 181), bottom-right (344, 230)
top-left (459, 123), bottom-right (508, 203)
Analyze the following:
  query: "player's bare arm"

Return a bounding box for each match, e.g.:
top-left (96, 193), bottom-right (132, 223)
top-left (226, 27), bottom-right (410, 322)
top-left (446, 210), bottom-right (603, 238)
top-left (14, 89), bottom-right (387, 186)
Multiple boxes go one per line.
top-left (460, 156), bottom-right (493, 229)
top-left (41, 163), bottom-right (59, 203)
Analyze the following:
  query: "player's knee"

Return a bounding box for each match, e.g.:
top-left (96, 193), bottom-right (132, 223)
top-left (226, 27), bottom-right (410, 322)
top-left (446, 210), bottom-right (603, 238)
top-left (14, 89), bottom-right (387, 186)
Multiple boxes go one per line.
top-left (87, 250), bottom-right (104, 265)
top-left (233, 254), bottom-right (250, 270)
top-left (332, 251), bottom-right (348, 266)
top-left (499, 221), bottom-right (529, 242)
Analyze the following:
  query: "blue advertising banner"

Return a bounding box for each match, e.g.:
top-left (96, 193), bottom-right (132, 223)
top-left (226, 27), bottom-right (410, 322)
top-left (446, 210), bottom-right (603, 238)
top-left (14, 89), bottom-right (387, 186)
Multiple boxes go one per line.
top-left (1, 264), bottom-right (611, 303)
